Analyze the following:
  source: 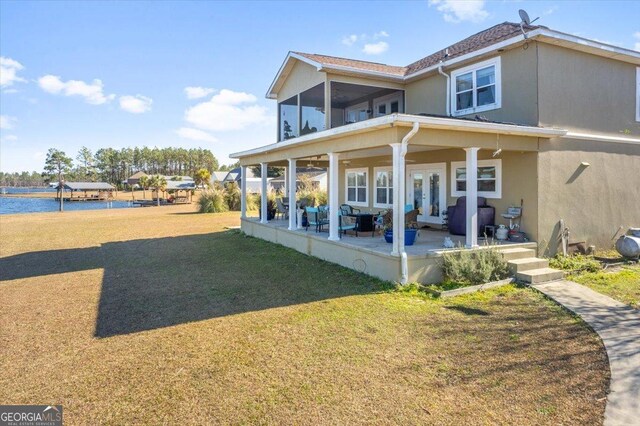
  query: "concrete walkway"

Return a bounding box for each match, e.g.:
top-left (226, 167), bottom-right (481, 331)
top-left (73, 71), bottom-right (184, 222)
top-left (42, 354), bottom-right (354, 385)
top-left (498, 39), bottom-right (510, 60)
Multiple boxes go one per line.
top-left (532, 280), bottom-right (640, 426)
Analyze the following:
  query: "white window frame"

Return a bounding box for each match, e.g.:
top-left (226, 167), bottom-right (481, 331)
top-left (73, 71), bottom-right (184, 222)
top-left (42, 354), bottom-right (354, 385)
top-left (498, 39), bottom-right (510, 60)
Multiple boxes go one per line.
top-left (345, 101), bottom-right (369, 124)
top-left (450, 159), bottom-right (502, 199)
top-left (450, 57), bottom-right (502, 116)
top-left (345, 167), bottom-right (368, 207)
top-left (373, 92), bottom-right (403, 117)
top-left (373, 167), bottom-right (393, 208)
top-left (636, 67), bottom-right (640, 122)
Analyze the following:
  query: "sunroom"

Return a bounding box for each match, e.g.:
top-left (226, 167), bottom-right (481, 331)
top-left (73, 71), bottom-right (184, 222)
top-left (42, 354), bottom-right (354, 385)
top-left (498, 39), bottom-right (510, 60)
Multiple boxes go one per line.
top-left (231, 114), bottom-right (566, 284)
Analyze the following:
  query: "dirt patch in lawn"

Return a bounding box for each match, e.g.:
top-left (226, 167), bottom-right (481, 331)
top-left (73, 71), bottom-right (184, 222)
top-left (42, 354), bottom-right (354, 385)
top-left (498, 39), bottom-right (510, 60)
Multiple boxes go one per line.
top-left (0, 207), bottom-right (609, 424)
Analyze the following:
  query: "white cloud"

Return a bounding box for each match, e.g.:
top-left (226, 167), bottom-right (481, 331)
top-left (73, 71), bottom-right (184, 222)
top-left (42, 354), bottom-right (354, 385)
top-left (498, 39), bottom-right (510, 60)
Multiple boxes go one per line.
top-left (38, 75), bottom-right (115, 105)
top-left (342, 31), bottom-right (389, 50)
top-left (175, 127), bottom-right (218, 143)
top-left (184, 89), bottom-right (269, 132)
top-left (362, 41), bottom-right (389, 55)
top-left (0, 115), bottom-right (17, 130)
top-left (543, 5), bottom-right (558, 16)
top-left (342, 34), bottom-right (359, 46)
top-left (633, 32), bottom-right (640, 52)
top-left (428, 0), bottom-right (489, 23)
top-left (119, 95), bottom-right (153, 114)
top-left (184, 86), bottom-right (216, 99)
top-left (0, 57), bottom-right (26, 88)
top-left (1, 134), bottom-right (18, 143)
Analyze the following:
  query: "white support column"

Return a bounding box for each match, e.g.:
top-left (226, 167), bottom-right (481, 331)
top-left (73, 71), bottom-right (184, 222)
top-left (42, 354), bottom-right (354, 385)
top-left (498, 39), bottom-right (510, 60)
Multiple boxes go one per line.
top-left (390, 143), bottom-right (402, 256)
top-left (260, 162), bottom-right (268, 224)
top-left (288, 159), bottom-right (297, 230)
top-left (283, 166), bottom-right (288, 197)
top-left (328, 152), bottom-right (340, 241)
top-left (240, 165), bottom-right (248, 219)
top-left (465, 147), bottom-right (480, 248)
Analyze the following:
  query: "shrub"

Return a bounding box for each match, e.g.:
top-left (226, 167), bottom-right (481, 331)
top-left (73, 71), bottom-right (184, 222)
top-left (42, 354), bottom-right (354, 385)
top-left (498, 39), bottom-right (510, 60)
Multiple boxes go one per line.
top-left (224, 181), bottom-right (241, 210)
top-left (441, 247), bottom-right (510, 285)
top-left (549, 254), bottom-right (601, 273)
top-left (198, 189), bottom-right (228, 213)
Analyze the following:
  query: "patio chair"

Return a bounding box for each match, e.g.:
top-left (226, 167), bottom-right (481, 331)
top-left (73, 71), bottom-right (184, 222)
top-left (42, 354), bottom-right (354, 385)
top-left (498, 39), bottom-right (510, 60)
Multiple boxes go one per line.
top-left (382, 208), bottom-right (419, 229)
top-left (305, 207), bottom-right (329, 233)
top-left (447, 196), bottom-right (495, 236)
top-left (340, 204), bottom-right (360, 216)
top-left (338, 213), bottom-right (358, 238)
top-left (275, 197), bottom-right (289, 220)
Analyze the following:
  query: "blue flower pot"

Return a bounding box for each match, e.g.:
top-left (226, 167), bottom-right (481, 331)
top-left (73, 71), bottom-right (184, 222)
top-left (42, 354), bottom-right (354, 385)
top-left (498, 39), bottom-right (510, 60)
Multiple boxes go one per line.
top-left (384, 229), bottom-right (418, 246)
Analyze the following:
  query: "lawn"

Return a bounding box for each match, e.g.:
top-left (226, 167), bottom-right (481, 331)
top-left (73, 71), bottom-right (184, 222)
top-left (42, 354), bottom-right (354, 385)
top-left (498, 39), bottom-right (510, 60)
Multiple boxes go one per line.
top-left (0, 206), bottom-right (609, 424)
top-left (570, 266), bottom-right (640, 309)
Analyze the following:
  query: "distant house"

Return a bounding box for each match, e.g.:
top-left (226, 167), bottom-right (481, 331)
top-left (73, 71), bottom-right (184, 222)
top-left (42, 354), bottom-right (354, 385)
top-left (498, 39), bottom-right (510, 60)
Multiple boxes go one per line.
top-left (270, 168), bottom-right (327, 192)
top-left (126, 171), bottom-right (148, 186)
top-left (209, 167), bottom-right (268, 192)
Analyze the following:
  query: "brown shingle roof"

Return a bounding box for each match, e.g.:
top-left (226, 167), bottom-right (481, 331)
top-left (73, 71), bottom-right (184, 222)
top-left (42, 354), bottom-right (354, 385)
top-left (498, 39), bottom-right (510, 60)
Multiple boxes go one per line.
top-left (404, 22), bottom-right (542, 75)
top-left (293, 52), bottom-right (407, 76)
top-left (294, 22), bottom-right (542, 78)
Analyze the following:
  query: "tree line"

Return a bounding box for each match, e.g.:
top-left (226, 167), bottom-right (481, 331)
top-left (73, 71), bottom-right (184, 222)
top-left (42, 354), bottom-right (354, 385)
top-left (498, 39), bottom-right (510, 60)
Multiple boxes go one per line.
top-left (37, 146), bottom-right (222, 187)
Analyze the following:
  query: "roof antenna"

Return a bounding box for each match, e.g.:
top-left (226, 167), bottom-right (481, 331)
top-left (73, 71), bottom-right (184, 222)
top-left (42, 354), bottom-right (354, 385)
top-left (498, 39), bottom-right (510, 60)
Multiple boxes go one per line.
top-left (518, 9), bottom-right (539, 39)
top-left (444, 48), bottom-right (449, 59)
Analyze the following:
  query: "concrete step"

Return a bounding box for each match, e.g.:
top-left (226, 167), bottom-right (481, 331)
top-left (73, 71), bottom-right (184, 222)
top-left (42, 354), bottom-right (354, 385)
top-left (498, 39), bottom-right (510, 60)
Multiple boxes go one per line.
top-left (517, 267), bottom-right (564, 284)
top-left (499, 247), bottom-right (537, 261)
top-left (508, 257), bottom-right (550, 274)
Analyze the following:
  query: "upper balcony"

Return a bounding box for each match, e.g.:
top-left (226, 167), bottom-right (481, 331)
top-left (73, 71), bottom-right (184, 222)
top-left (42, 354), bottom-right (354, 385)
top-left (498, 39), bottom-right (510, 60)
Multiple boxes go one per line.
top-left (278, 81), bottom-right (404, 142)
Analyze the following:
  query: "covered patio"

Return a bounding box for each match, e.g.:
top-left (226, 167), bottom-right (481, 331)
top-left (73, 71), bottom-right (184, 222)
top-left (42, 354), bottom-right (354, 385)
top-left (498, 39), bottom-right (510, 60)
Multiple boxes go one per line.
top-left (231, 113), bottom-right (565, 283)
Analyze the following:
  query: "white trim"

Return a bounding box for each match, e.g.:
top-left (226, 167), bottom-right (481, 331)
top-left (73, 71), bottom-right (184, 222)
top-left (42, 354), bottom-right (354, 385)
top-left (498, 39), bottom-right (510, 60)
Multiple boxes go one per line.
top-left (450, 158), bottom-right (502, 199)
top-left (373, 166), bottom-right (393, 208)
top-left (563, 131), bottom-right (640, 145)
top-left (451, 57), bottom-right (501, 116)
top-left (345, 167), bottom-right (369, 207)
top-left (230, 114), bottom-right (567, 159)
top-left (636, 67), bottom-right (640, 122)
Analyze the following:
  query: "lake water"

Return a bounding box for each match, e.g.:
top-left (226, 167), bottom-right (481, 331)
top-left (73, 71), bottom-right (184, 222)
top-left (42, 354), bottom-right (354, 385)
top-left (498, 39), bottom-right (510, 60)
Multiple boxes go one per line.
top-left (0, 197), bottom-right (133, 215)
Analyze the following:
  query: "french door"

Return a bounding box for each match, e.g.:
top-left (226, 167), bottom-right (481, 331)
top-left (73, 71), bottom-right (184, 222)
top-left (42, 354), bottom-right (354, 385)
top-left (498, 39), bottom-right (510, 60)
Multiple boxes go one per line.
top-left (407, 163), bottom-right (446, 225)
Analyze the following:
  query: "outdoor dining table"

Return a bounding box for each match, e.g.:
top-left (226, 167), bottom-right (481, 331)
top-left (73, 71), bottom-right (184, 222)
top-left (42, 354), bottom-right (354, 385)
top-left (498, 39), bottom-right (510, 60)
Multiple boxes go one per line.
top-left (346, 213), bottom-right (375, 236)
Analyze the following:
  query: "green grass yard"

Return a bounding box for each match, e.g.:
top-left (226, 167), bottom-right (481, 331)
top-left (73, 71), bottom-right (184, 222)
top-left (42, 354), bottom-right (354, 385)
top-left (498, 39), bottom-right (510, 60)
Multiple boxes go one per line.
top-left (570, 265), bottom-right (640, 309)
top-left (0, 207), bottom-right (609, 424)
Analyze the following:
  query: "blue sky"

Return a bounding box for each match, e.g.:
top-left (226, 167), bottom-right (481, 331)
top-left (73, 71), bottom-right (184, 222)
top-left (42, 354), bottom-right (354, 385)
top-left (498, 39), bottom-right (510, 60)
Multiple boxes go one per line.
top-left (1, 0), bottom-right (639, 173)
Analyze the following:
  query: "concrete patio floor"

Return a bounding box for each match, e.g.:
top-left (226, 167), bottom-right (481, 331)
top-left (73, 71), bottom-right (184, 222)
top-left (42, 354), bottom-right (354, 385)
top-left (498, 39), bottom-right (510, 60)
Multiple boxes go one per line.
top-left (245, 216), bottom-right (534, 258)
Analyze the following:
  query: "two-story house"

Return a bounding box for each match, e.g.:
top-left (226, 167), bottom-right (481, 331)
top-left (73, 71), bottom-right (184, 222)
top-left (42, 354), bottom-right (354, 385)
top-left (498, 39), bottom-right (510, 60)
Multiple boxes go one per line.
top-left (231, 21), bottom-right (640, 284)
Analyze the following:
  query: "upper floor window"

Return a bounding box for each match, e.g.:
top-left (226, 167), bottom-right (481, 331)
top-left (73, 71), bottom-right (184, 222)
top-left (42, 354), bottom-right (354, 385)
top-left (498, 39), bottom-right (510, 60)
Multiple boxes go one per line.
top-left (451, 57), bottom-right (501, 116)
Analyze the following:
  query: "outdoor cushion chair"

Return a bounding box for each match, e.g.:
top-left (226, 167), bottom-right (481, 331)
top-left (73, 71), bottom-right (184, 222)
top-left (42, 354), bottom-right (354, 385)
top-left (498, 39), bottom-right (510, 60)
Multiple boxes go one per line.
top-left (446, 196), bottom-right (495, 236)
top-left (275, 197), bottom-right (289, 220)
top-left (338, 213), bottom-right (358, 238)
top-left (305, 207), bottom-right (329, 233)
top-left (340, 204), bottom-right (361, 216)
top-left (382, 208), bottom-right (419, 229)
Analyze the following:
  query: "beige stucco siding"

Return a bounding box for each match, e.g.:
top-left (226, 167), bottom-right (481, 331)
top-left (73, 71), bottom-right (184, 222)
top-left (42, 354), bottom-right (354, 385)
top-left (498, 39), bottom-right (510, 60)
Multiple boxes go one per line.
top-left (538, 44), bottom-right (640, 136)
top-left (537, 137), bottom-right (640, 255)
top-left (405, 46), bottom-right (539, 126)
top-left (337, 148), bottom-right (539, 242)
top-left (277, 60), bottom-right (326, 103)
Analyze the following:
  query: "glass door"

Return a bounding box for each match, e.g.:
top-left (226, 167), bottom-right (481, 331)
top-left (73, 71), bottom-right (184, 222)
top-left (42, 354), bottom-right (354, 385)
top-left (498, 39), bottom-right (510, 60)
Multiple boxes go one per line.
top-left (409, 164), bottom-right (446, 225)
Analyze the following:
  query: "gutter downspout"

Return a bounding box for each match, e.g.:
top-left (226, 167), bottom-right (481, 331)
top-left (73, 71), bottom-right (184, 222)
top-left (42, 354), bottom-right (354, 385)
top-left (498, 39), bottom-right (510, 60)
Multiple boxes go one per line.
top-left (437, 63), bottom-right (450, 116)
top-left (399, 121), bottom-right (420, 285)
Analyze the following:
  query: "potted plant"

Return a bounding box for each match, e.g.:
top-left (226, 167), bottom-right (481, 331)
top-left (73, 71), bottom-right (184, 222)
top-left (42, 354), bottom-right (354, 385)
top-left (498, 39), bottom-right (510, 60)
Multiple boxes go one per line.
top-left (384, 221), bottom-right (418, 246)
top-left (259, 190), bottom-right (277, 220)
